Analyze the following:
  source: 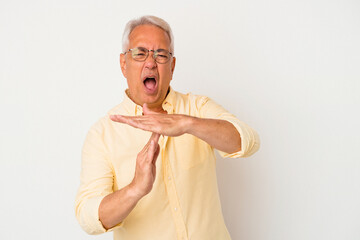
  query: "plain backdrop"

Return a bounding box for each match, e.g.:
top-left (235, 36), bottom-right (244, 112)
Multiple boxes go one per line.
top-left (1, 0), bottom-right (359, 239)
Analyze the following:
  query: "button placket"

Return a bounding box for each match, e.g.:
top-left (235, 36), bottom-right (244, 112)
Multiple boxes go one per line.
top-left (161, 137), bottom-right (188, 240)
top-left (135, 105), bottom-right (143, 116)
top-left (161, 98), bottom-right (187, 239)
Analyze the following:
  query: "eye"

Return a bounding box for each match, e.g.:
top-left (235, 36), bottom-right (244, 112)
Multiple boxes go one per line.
top-left (135, 53), bottom-right (146, 56)
top-left (131, 47), bottom-right (148, 60)
top-left (157, 54), bottom-right (168, 58)
top-left (155, 49), bottom-right (170, 59)
top-left (133, 47), bottom-right (147, 55)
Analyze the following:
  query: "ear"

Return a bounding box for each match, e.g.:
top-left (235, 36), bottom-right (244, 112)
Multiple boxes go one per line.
top-left (120, 53), bottom-right (127, 78)
top-left (170, 57), bottom-right (176, 79)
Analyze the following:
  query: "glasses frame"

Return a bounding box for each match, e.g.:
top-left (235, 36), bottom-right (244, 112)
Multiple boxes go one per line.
top-left (124, 47), bottom-right (173, 64)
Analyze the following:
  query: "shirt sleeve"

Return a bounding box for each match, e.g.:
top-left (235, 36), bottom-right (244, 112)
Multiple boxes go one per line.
top-left (75, 119), bottom-right (123, 235)
top-left (196, 96), bottom-right (260, 158)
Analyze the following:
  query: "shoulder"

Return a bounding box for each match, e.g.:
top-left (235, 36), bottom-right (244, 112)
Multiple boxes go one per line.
top-left (107, 102), bottom-right (128, 116)
top-left (169, 89), bottom-right (214, 117)
top-left (172, 89), bottom-right (210, 107)
top-left (87, 102), bottom-right (127, 135)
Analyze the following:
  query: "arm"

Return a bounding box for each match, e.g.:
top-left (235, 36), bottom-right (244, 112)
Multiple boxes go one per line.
top-left (75, 122), bottom-right (160, 234)
top-left (99, 133), bottom-right (160, 229)
top-left (110, 104), bottom-right (242, 154)
top-left (98, 184), bottom-right (141, 229)
top-left (187, 117), bottom-right (241, 154)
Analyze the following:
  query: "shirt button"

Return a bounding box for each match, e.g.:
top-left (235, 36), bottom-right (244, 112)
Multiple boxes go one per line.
top-left (174, 207), bottom-right (177, 211)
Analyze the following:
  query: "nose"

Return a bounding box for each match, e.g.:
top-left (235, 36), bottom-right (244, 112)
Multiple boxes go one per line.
top-left (144, 51), bottom-right (157, 69)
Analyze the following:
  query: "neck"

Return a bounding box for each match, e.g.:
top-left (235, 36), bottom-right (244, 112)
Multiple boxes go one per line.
top-left (125, 88), bottom-right (170, 114)
top-left (147, 104), bottom-right (167, 114)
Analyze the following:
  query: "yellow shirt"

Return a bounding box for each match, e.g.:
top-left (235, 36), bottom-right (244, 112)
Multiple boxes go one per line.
top-left (75, 88), bottom-right (260, 240)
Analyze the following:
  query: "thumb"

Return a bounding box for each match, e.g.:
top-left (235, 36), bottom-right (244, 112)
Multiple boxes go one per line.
top-left (143, 103), bottom-right (158, 115)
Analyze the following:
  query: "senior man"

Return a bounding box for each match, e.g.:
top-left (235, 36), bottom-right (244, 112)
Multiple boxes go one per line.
top-left (75, 15), bottom-right (260, 240)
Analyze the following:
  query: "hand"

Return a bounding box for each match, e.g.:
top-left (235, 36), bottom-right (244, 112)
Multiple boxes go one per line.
top-left (110, 104), bottom-right (193, 137)
top-left (129, 132), bottom-right (160, 198)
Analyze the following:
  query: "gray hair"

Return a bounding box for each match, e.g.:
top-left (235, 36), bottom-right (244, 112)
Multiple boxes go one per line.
top-left (122, 15), bottom-right (174, 54)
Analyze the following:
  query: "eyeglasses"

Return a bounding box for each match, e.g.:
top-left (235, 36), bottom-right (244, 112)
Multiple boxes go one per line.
top-left (124, 47), bottom-right (173, 64)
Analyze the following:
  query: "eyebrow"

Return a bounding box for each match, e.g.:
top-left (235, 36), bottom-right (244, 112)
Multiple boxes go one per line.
top-left (132, 47), bottom-right (171, 53)
top-left (155, 48), bottom-right (169, 52)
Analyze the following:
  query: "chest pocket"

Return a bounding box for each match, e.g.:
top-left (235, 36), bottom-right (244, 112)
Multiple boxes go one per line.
top-left (168, 134), bottom-right (210, 170)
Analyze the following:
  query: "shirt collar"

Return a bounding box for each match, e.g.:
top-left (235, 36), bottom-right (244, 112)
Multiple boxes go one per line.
top-left (122, 87), bottom-right (176, 116)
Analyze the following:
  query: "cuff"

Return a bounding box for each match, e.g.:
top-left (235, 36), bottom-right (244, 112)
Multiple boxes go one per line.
top-left (217, 119), bottom-right (260, 158)
top-left (78, 195), bottom-right (124, 235)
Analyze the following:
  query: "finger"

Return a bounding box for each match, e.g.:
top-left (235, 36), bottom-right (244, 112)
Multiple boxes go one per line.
top-left (143, 103), bottom-right (160, 115)
top-left (111, 115), bottom-right (147, 127)
top-left (149, 132), bottom-right (160, 143)
top-left (109, 115), bottom-right (127, 123)
top-left (146, 139), bottom-right (158, 162)
top-left (112, 115), bottom-right (152, 131)
top-left (123, 117), bottom-right (163, 134)
top-left (152, 143), bottom-right (160, 165)
top-left (143, 103), bottom-right (152, 115)
top-left (142, 132), bottom-right (160, 150)
top-left (111, 114), bottom-right (164, 135)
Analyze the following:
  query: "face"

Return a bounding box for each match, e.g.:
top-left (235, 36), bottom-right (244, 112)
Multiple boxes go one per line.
top-left (120, 24), bottom-right (176, 110)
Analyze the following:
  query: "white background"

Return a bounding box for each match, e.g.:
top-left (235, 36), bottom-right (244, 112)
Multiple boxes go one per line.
top-left (1, 0), bottom-right (359, 239)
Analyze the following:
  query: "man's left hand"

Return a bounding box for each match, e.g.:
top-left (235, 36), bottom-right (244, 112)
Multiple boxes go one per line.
top-left (110, 104), bottom-right (193, 137)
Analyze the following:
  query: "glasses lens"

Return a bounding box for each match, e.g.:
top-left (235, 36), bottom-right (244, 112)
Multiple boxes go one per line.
top-left (154, 49), bottom-right (171, 63)
top-left (131, 47), bottom-right (148, 61)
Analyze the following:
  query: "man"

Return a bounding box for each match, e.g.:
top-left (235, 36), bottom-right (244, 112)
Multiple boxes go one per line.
top-left (75, 15), bottom-right (260, 240)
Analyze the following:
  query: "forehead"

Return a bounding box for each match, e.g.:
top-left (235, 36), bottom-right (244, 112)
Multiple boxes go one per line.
top-left (128, 24), bottom-right (171, 49)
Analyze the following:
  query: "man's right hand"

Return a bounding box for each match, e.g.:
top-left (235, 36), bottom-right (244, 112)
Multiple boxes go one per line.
top-left (129, 132), bottom-right (160, 198)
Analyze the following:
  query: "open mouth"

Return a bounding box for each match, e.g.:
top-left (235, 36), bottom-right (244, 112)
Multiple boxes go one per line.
top-left (143, 77), bottom-right (157, 92)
